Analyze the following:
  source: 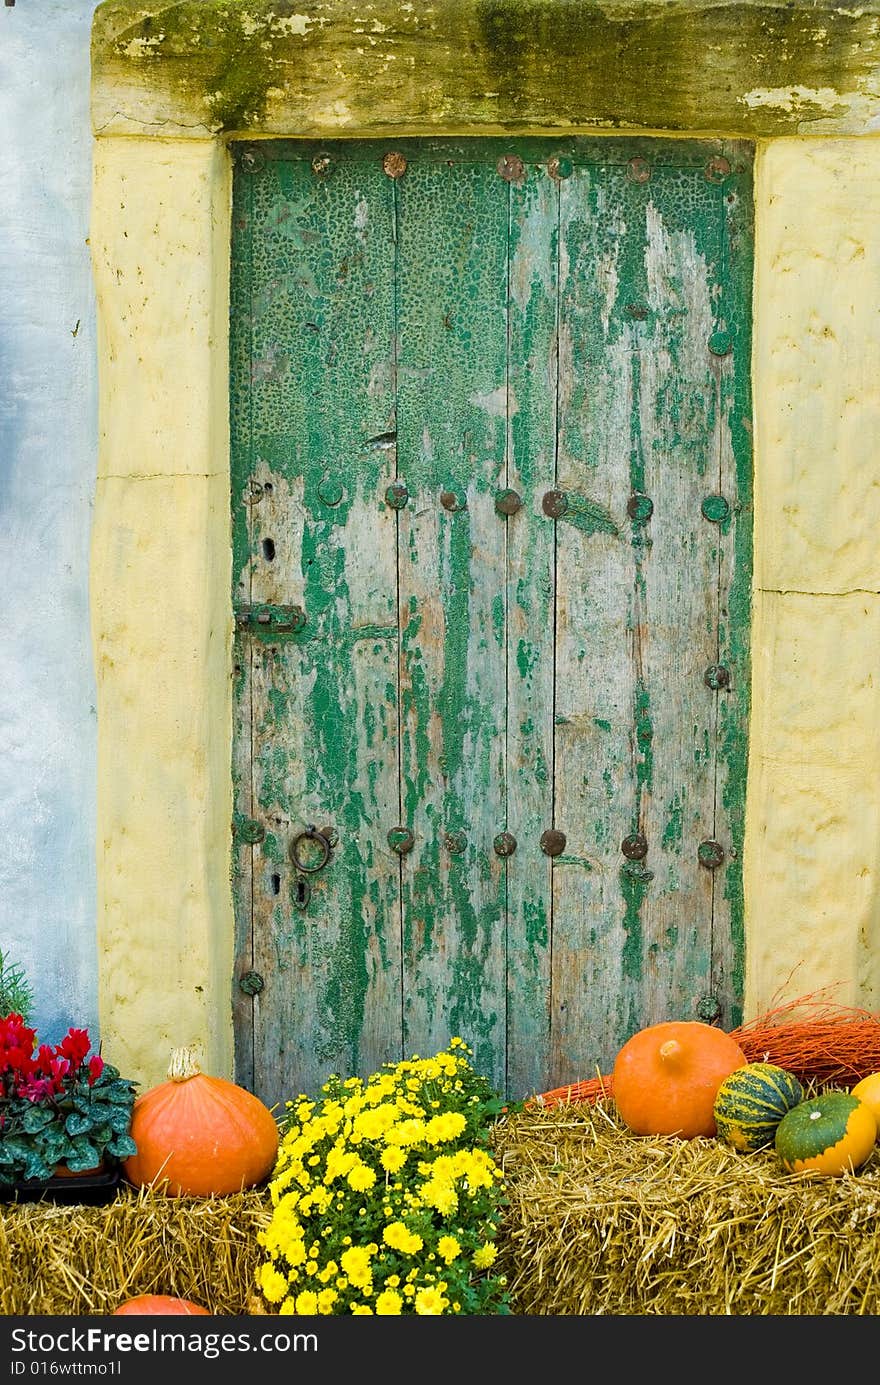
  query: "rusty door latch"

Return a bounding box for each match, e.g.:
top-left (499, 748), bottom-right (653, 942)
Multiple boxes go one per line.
top-left (234, 603), bottom-right (307, 635)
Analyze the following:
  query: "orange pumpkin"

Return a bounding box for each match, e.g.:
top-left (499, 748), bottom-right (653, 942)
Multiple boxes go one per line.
top-left (122, 1047), bottom-right (279, 1197)
top-left (113, 1294), bottom-right (210, 1316)
top-left (612, 1020), bottom-right (747, 1139)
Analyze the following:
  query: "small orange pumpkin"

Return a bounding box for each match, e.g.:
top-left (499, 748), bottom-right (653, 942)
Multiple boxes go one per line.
top-left (122, 1047), bottom-right (279, 1197)
top-left (613, 1019), bottom-right (747, 1139)
top-left (113, 1294), bottom-right (210, 1316)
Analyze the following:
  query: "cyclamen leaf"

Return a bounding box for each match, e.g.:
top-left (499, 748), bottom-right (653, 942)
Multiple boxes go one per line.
top-left (23, 1152), bottom-right (54, 1181)
top-left (62, 1152), bottom-right (102, 1173)
top-left (107, 1081), bottom-right (137, 1104)
top-left (106, 1107), bottom-right (134, 1135)
top-left (41, 1129), bottom-right (74, 1159)
top-left (65, 1112), bottom-right (94, 1138)
top-left (65, 1135), bottom-right (102, 1166)
top-left (107, 1134), bottom-right (138, 1159)
top-left (21, 1106), bottom-right (56, 1134)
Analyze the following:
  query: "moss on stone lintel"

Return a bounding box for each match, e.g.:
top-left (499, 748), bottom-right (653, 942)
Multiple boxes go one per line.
top-left (91, 0), bottom-right (880, 137)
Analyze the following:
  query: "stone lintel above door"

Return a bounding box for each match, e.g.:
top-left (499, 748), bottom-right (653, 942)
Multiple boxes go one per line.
top-left (91, 0), bottom-right (880, 141)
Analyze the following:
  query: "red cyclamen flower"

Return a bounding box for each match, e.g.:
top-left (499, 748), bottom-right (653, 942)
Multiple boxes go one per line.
top-left (57, 1027), bottom-right (91, 1068)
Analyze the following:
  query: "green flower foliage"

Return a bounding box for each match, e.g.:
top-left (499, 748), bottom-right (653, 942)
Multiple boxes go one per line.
top-left (0, 948), bottom-right (34, 1024)
top-left (256, 1039), bottom-right (516, 1315)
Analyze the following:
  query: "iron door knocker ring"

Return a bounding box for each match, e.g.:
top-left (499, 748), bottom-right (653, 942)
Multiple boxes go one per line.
top-left (289, 824), bottom-right (333, 873)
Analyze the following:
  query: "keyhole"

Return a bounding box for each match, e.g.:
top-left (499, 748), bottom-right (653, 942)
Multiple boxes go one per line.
top-left (270, 873), bottom-right (281, 896)
top-left (262, 538), bottom-right (276, 561)
top-left (293, 876), bottom-right (311, 910)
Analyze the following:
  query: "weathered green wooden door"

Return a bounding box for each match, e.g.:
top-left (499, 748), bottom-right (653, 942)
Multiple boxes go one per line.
top-left (229, 137), bottom-right (753, 1108)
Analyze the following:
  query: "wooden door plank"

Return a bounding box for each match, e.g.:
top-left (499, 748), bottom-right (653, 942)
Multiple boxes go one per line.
top-left (236, 148), bottom-right (400, 1105)
top-left (551, 158), bottom-right (640, 1082)
top-left (630, 161), bottom-right (726, 1033)
top-left (505, 159), bottom-right (558, 1100)
top-left (551, 150), bottom-right (726, 1080)
top-left (711, 143), bottom-right (754, 1029)
top-left (229, 170), bottom-right (257, 1092)
top-left (394, 146), bottom-right (509, 1088)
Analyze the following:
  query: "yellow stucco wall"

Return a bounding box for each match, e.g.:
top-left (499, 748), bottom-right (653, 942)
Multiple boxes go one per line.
top-left (90, 140), bottom-right (234, 1086)
top-left (89, 128), bottom-right (880, 1088)
top-left (745, 137), bottom-right (880, 1016)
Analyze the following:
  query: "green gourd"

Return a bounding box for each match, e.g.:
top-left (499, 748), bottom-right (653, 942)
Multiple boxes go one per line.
top-left (775, 1091), bottom-right (877, 1176)
top-left (713, 1061), bottom-right (804, 1152)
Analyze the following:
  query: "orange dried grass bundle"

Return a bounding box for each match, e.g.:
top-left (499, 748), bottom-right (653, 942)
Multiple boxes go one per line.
top-left (531, 989), bottom-right (880, 1110)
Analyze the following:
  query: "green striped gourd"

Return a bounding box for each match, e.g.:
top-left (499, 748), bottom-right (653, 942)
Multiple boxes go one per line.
top-left (713, 1061), bottom-right (804, 1152)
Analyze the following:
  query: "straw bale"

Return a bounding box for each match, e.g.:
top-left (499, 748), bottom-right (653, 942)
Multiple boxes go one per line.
top-left (489, 1099), bottom-right (880, 1315)
top-left (0, 1184), bottom-right (271, 1316)
top-left (5, 1100), bottom-right (880, 1316)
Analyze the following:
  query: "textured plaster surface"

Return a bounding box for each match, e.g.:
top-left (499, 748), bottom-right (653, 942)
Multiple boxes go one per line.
top-left (0, 0), bottom-right (101, 1045)
top-left (91, 0), bottom-right (880, 139)
top-left (90, 140), bottom-right (234, 1085)
top-left (745, 138), bottom-right (880, 1015)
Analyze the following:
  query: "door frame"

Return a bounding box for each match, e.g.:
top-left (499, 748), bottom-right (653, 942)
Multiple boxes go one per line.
top-left (89, 0), bottom-right (880, 1089)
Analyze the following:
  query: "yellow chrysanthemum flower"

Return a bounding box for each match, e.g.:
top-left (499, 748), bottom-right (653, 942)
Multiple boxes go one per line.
top-left (258, 1263), bottom-right (289, 1303)
top-left (420, 1180), bottom-right (458, 1215)
top-left (382, 1221), bottom-right (424, 1254)
top-left (340, 1245), bottom-right (374, 1287)
top-left (294, 1290), bottom-right (318, 1313)
top-left (375, 1289), bottom-right (403, 1315)
top-left (386, 1118), bottom-right (427, 1147)
top-left (352, 1103), bottom-right (397, 1140)
top-left (380, 1146), bottom-right (407, 1174)
top-left (414, 1286), bottom-right (449, 1315)
top-left (437, 1236), bottom-right (461, 1264)
top-left (346, 1161), bottom-right (377, 1193)
top-left (473, 1243), bottom-right (498, 1269)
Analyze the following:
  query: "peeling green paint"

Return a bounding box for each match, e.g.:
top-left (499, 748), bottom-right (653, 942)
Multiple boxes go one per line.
top-left (491, 593), bottom-right (505, 646)
top-left (230, 135), bottom-right (752, 1099)
top-left (517, 637), bottom-right (539, 680)
top-left (619, 862), bottom-right (650, 981)
top-left (634, 678), bottom-right (653, 795)
top-left (662, 791), bottom-right (684, 850)
top-left (522, 897), bottom-right (548, 949)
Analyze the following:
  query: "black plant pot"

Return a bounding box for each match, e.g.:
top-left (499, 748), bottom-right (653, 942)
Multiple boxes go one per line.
top-left (0, 1164), bottom-right (121, 1205)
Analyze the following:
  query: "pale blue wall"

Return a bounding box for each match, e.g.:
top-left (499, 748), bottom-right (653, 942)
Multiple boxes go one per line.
top-left (0, 0), bottom-right (100, 1045)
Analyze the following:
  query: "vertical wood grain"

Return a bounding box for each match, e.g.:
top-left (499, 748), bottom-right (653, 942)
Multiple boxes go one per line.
top-left (505, 159), bottom-right (557, 1099)
top-left (234, 149), bottom-right (400, 1105)
top-left (395, 147), bottom-right (509, 1089)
